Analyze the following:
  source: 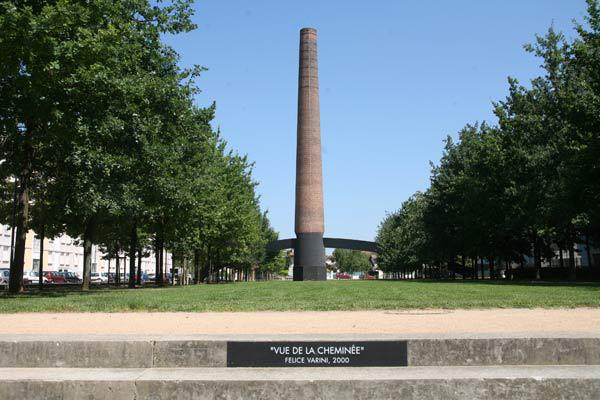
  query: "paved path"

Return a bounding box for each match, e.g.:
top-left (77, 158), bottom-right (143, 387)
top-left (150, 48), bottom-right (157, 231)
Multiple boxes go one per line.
top-left (1, 309), bottom-right (599, 337)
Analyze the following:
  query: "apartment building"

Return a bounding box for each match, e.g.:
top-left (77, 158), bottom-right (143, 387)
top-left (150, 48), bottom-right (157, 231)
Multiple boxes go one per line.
top-left (0, 224), bottom-right (170, 277)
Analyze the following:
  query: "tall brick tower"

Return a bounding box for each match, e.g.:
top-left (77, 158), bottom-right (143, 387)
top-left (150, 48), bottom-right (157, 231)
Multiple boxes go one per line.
top-left (294, 28), bottom-right (326, 281)
top-left (265, 29), bottom-right (378, 276)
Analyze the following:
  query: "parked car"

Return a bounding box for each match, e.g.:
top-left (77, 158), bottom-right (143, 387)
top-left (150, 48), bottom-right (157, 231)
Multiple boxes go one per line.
top-left (107, 272), bottom-right (130, 284)
top-left (90, 272), bottom-right (101, 284)
top-left (61, 271), bottom-right (82, 284)
top-left (335, 272), bottom-right (352, 280)
top-left (91, 272), bottom-right (109, 284)
top-left (145, 273), bottom-right (170, 284)
top-left (23, 271), bottom-right (47, 285)
top-left (0, 269), bottom-right (9, 287)
top-left (130, 272), bottom-right (149, 284)
top-left (43, 271), bottom-right (66, 284)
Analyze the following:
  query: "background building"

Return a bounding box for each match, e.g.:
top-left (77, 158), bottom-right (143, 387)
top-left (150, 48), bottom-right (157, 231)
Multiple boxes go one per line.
top-left (0, 224), bottom-right (171, 277)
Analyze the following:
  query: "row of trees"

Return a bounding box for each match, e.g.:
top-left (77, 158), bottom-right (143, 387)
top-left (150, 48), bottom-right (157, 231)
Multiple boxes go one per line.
top-left (377, 0), bottom-right (600, 280)
top-left (0, 0), bottom-right (281, 293)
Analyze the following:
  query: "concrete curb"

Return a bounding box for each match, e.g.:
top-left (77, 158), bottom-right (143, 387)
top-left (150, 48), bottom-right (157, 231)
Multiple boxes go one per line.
top-left (0, 337), bottom-right (599, 368)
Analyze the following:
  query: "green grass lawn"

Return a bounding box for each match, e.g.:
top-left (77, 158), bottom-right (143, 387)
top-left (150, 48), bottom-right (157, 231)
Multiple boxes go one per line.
top-left (0, 280), bottom-right (599, 313)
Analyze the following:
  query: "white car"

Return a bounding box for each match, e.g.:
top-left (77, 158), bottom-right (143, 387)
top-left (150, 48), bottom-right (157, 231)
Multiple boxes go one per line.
top-left (91, 272), bottom-right (109, 284)
top-left (23, 271), bottom-right (47, 285)
top-left (0, 269), bottom-right (9, 287)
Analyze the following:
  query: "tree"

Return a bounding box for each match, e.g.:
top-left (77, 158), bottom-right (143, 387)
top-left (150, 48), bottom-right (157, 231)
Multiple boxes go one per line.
top-left (332, 249), bottom-right (371, 273)
top-left (376, 1), bottom-right (600, 280)
top-left (377, 192), bottom-right (430, 276)
top-left (1, 0), bottom-right (279, 294)
top-left (0, 0), bottom-right (198, 292)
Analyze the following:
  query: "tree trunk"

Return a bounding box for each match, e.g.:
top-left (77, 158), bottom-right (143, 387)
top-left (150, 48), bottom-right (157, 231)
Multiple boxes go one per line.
top-left (154, 237), bottom-right (160, 286)
top-left (201, 256), bottom-right (209, 283)
top-left (201, 245), bottom-right (210, 283)
top-left (82, 219), bottom-right (95, 291)
top-left (8, 179), bottom-right (18, 278)
top-left (206, 254), bottom-right (212, 283)
top-left (585, 233), bottom-right (592, 268)
top-left (520, 256), bottom-right (524, 269)
top-left (159, 242), bottom-right (164, 286)
top-left (115, 253), bottom-right (120, 286)
top-left (559, 246), bottom-right (564, 268)
top-left (136, 247), bottom-right (142, 286)
top-left (172, 253), bottom-right (177, 286)
top-left (534, 239), bottom-right (541, 280)
top-left (9, 175), bottom-right (30, 294)
top-left (450, 256), bottom-right (455, 280)
top-left (568, 243), bottom-right (576, 281)
top-left (10, 132), bottom-right (34, 294)
top-left (194, 250), bottom-right (200, 284)
top-left (479, 257), bottom-right (484, 280)
top-left (129, 224), bottom-right (137, 288)
top-left (38, 225), bottom-right (45, 290)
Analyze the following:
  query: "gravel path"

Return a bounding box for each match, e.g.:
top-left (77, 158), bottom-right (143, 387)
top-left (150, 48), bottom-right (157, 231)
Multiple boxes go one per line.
top-left (1, 309), bottom-right (599, 336)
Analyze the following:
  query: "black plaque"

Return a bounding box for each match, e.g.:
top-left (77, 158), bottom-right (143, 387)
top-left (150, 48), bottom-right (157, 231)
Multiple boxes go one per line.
top-left (227, 341), bottom-right (407, 367)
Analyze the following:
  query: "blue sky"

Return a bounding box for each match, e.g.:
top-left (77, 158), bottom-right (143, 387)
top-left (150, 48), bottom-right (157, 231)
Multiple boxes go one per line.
top-left (164, 0), bottom-right (588, 242)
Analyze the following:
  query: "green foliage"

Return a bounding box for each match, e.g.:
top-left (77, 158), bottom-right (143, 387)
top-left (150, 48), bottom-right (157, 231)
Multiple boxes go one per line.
top-left (376, 1), bottom-right (600, 278)
top-left (377, 192), bottom-right (429, 273)
top-left (0, 0), bottom-right (277, 291)
top-left (332, 249), bottom-right (372, 273)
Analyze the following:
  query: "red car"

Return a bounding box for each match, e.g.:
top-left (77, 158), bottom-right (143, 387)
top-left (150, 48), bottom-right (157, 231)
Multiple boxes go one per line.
top-left (335, 272), bottom-right (352, 280)
top-left (43, 271), bottom-right (66, 284)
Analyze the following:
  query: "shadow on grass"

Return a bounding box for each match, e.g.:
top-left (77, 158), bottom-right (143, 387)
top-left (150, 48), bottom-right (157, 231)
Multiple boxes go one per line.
top-left (0, 284), bottom-right (181, 299)
top-left (376, 279), bottom-right (600, 289)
